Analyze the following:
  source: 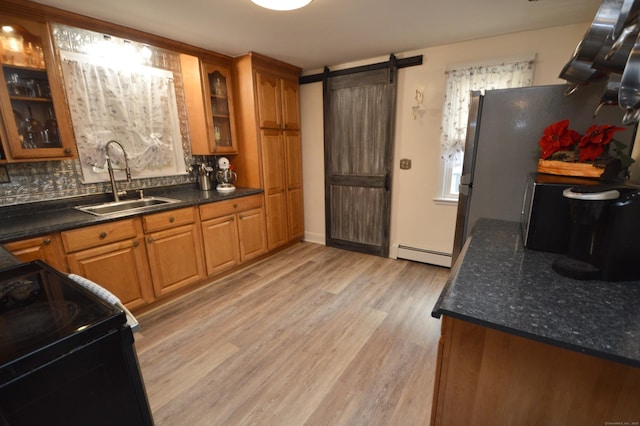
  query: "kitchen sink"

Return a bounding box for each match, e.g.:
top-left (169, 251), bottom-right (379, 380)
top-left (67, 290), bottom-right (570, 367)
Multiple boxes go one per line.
top-left (75, 196), bottom-right (181, 216)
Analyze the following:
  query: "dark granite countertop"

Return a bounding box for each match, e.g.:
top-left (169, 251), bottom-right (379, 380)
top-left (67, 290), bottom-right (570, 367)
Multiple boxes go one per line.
top-left (432, 218), bottom-right (640, 368)
top-left (0, 184), bottom-right (263, 244)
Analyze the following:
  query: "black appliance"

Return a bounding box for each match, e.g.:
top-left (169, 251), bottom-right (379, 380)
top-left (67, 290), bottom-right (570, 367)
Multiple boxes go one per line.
top-left (553, 186), bottom-right (640, 282)
top-left (452, 82), bottom-right (637, 264)
top-left (521, 173), bottom-right (601, 253)
top-left (0, 261), bottom-right (153, 426)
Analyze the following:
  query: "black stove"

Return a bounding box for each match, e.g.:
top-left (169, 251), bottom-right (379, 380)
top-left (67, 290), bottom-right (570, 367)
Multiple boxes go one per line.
top-left (0, 261), bottom-right (123, 383)
top-left (0, 261), bottom-right (153, 425)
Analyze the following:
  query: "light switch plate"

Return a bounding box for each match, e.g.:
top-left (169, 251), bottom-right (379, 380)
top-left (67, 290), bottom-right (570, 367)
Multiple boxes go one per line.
top-left (0, 165), bottom-right (9, 183)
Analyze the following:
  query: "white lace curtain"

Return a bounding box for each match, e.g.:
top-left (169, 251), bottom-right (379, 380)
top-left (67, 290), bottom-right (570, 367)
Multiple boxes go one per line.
top-left (440, 57), bottom-right (535, 164)
top-left (59, 50), bottom-right (186, 183)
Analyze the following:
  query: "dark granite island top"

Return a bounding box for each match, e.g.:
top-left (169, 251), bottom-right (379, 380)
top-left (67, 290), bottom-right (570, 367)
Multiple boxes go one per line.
top-left (432, 218), bottom-right (640, 368)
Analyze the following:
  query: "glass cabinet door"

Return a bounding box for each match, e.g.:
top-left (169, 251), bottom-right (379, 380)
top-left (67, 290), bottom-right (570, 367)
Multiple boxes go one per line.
top-left (0, 17), bottom-right (75, 160)
top-left (202, 62), bottom-right (237, 154)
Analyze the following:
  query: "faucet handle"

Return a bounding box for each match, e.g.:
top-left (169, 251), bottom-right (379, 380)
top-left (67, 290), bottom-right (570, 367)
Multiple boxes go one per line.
top-left (138, 189), bottom-right (144, 199)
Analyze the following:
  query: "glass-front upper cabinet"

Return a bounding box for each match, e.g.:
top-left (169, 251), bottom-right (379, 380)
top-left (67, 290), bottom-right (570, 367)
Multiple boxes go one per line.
top-left (0, 15), bottom-right (75, 161)
top-left (201, 62), bottom-right (237, 154)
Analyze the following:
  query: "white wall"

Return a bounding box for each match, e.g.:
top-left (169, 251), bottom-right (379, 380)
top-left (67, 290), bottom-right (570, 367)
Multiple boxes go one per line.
top-left (300, 23), bottom-right (591, 259)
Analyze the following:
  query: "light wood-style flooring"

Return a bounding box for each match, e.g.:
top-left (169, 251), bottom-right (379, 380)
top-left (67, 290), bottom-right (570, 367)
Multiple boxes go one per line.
top-left (134, 242), bottom-right (449, 425)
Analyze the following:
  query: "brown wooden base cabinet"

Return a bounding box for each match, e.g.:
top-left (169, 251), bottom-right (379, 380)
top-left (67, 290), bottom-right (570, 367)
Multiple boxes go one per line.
top-left (142, 207), bottom-right (206, 298)
top-left (4, 195), bottom-right (269, 312)
top-left (4, 234), bottom-right (66, 272)
top-left (200, 194), bottom-right (267, 276)
top-left (430, 316), bottom-right (640, 425)
top-left (61, 218), bottom-right (153, 310)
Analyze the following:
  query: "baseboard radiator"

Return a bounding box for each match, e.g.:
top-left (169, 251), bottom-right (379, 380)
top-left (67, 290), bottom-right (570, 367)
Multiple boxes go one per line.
top-left (397, 245), bottom-right (452, 268)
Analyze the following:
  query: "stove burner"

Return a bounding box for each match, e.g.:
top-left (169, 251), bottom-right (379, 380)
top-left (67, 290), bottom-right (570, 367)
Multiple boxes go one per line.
top-left (0, 279), bottom-right (39, 308)
top-left (0, 301), bottom-right (79, 344)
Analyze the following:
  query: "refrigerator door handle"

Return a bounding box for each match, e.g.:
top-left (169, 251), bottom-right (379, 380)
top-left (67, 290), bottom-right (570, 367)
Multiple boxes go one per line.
top-left (459, 184), bottom-right (470, 196)
top-left (460, 173), bottom-right (472, 186)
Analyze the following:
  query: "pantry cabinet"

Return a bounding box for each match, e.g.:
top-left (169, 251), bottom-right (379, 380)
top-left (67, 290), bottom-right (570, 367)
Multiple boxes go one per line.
top-left (61, 218), bottom-right (153, 310)
top-left (232, 53), bottom-right (304, 250)
top-left (142, 207), bottom-right (206, 297)
top-left (180, 53), bottom-right (238, 155)
top-left (0, 14), bottom-right (75, 162)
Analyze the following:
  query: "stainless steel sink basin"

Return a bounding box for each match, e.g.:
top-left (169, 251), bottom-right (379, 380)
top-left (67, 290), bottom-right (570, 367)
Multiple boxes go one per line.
top-left (75, 196), bottom-right (181, 216)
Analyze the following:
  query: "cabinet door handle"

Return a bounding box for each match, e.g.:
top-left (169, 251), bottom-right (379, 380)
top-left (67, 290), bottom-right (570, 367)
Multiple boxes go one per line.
top-left (133, 240), bottom-right (139, 247)
top-left (147, 237), bottom-right (154, 244)
top-left (43, 237), bottom-right (51, 245)
top-left (99, 232), bottom-right (107, 239)
top-left (230, 216), bottom-right (235, 222)
top-left (169, 216), bottom-right (175, 223)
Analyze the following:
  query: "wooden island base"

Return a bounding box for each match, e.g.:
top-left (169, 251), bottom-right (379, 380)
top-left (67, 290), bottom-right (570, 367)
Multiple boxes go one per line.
top-left (431, 316), bottom-right (640, 425)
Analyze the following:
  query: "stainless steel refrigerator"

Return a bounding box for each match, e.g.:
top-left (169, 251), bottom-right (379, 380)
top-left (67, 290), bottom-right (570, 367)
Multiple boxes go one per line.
top-left (452, 82), bottom-right (637, 264)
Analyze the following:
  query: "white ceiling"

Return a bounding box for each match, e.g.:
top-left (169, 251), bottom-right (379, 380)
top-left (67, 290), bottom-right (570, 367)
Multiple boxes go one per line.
top-left (33, 0), bottom-right (601, 72)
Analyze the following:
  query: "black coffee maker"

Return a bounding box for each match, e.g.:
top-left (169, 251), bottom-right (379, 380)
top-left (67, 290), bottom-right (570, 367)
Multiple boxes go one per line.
top-left (552, 185), bottom-right (640, 282)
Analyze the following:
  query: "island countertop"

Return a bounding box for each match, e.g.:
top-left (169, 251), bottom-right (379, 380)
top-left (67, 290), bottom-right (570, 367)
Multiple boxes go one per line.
top-left (432, 218), bottom-right (640, 368)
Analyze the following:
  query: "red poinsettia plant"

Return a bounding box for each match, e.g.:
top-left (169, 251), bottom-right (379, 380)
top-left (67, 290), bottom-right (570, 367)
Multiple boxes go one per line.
top-left (538, 119), bottom-right (634, 170)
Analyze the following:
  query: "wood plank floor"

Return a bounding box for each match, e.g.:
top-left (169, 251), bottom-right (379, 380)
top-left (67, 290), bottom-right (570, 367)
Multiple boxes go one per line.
top-left (134, 242), bottom-right (449, 425)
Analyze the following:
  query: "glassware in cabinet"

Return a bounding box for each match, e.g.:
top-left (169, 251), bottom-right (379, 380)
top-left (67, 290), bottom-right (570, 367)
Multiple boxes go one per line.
top-left (203, 64), bottom-right (237, 154)
top-left (0, 18), bottom-right (75, 160)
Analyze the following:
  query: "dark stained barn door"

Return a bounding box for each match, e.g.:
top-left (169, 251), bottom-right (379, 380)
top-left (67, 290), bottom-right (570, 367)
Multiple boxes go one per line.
top-left (323, 66), bottom-right (397, 257)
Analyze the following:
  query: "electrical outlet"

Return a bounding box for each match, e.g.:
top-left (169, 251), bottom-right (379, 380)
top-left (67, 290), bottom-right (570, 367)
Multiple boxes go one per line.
top-left (399, 159), bottom-right (412, 170)
top-left (0, 165), bottom-right (9, 183)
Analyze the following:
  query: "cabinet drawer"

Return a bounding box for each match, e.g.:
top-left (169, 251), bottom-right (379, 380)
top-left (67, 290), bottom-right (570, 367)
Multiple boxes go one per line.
top-left (199, 194), bottom-right (263, 220)
top-left (61, 219), bottom-right (139, 253)
top-left (142, 207), bottom-right (196, 233)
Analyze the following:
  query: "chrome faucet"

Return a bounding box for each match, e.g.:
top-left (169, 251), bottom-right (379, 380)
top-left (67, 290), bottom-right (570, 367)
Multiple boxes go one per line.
top-left (105, 140), bottom-right (131, 202)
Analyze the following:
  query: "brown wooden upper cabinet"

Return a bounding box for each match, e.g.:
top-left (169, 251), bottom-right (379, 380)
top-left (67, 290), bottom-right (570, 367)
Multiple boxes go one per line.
top-left (181, 53), bottom-right (237, 155)
top-left (256, 71), bottom-right (300, 131)
top-left (0, 15), bottom-right (76, 162)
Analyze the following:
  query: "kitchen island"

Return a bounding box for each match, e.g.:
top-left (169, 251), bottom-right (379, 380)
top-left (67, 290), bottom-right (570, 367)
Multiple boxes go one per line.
top-left (431, 219), bottom-right (640, 425)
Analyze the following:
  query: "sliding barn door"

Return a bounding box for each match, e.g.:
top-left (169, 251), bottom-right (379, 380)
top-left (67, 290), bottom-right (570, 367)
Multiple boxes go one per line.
top-left (324, 67), bottom-right (397, 257)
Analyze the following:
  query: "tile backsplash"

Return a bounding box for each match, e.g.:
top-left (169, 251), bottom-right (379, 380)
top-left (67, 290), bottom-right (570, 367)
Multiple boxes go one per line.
top-left (0, 159), bottom-right (198, 206)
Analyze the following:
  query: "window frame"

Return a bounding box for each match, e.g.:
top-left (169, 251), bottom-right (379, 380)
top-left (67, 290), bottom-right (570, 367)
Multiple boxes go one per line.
top-left (435, 55), bottom-right (535, 202)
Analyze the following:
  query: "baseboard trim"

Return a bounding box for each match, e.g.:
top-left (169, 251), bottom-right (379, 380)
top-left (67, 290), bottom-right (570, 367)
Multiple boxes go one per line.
top-left (397, 245), bottom-right (452, 268)
top-left (304, 232), bottom-right (325, 245)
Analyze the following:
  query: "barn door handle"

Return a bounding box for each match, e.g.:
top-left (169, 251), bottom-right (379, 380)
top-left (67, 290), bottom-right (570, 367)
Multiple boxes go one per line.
top-left (384, 171), bottom-right (391, 191)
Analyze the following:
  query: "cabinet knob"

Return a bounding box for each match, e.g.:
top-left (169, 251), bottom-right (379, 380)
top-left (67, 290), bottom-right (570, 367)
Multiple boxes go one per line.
top-left (99, 232), bottom-right (107, 239)
top-left (147, 237), bottom-right (154, 244)
top-left (233, 204), bottom-right (238, 209)
top-left (231, 216), bottom-right (235, 222)
top-left (169, 216), bottom-right (175, 223)
top-left (133, 240), bottom-right (139, 247)
top-left (64, 148), bottom-right (72, 155)
top-left (43, 237), bottom-right (51, 245)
